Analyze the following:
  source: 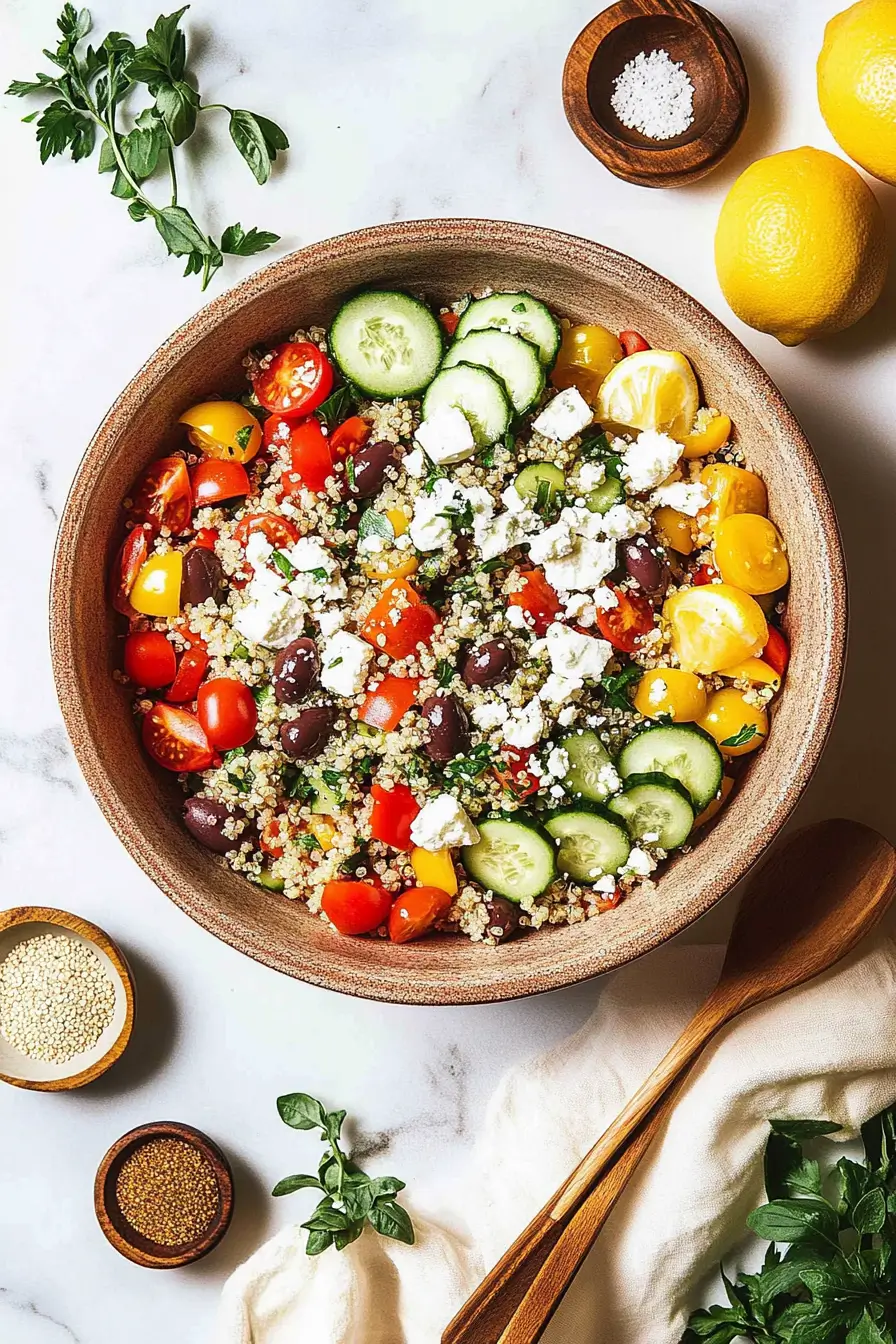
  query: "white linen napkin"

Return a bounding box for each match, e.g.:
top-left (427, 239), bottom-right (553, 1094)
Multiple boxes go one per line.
top-left (216, 926), bottom-right (896, 1344)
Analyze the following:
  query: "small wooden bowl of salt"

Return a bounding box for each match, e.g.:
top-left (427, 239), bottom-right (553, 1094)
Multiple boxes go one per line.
top-left (563, 0), bottom-right (749, 188)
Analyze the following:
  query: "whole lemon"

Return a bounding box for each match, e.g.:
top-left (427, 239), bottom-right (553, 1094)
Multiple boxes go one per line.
top-left (714, 147), bottom-right (887, 345)
top-left (818, 0), bottom-right (896, 187)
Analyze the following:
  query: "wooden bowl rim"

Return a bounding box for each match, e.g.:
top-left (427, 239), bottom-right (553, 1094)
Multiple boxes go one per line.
top-left (0, 906), bottom-right (135, 1090)
top-left (94, 1120), bottom-right (234, 1268)
top-left (562, 0), bottom-right (749, 186)
top-left (49, 218), bottom-right (847, 1005)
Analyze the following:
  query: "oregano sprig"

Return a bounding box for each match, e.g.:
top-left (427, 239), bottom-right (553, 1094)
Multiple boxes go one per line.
top-left (272, 1093), bottom-right (415, 1256)
top-left (7, 5), bottom-right (287, 289)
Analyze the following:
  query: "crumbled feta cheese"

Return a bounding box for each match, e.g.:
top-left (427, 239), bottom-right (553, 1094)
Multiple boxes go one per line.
top-left (414, 405), bottom-right (476, 465)
top-left (506, 605), bottom-right (529, 629)
top-left (317, 608), bottom-right (345, 638)
top-left (621, 430), bottom-right (682, 493)
top-left (403, 446), bottom-right (427, 479)
top-left (592, 874), bottom-right (618, 895)
top-left (539, 673), bottom-right (582, 706)
top-left (563, 592), bottom-right (596, 627)
top-left (557, 705), bottom-right (578, 726)
top-left (233, 582), bottom-right (305, 649)
top-left (533, 387), bottom-right (593, 442)
top-left (577, 461), bottom-right (606, 491)
top-left (245, 531), bottom-right (274, 571)
top-left (620, 847), bottom-right (657, 878)
top-left (503, 698), bottom-right (545, 749)
top-left (597, 761), bottom-right (622, 796)
top-left (649, 481), bottom-right (711, 516)
top-left (527, 516), bottom-right (577, 565)
top-left (474, 509), bottom-right (528, 562)
top-left (546, 746), bottom-right (569, 779)
top-left (593, 585), bottom-right (620, 611)
top-left (409, 478), bottom-right (457, 552)
top-left (471, 700), bottom-right (510, 731)
top-left (409, 794), bottom-right (480, 849)
top-left (358, 534), bottom-right (387, 555)
top-left (543, 536), bottom-right (617, 593)
top-left (500, 482), bottom-right (529, 515)
top-left (544, 622), bottom-right (613, 683)
top-left (598, 503), bottom-right (651, 541)
top-left (319, 631), bottom-right (373, 697)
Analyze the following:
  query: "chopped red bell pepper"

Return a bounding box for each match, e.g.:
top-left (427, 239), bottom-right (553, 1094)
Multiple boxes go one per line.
top-left (619, 330), bottom-right (650, 356)
top-left (359, 675), bottom-right (420, 731)
top-left (439, 310), bottom-right (460, 336)
top-left (369, 781), bottom-right (420, 850)
top-left (360, 580), bottom-right (439, 660)
top-left (492, 745), bottom-right (540, 800)
top-left (762, 625), bottom-right (790, 676)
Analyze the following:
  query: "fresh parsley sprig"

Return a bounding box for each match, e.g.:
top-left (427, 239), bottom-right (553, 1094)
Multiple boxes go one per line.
top-left (273, 1093), bottom-right (415, 1256)
top-left (8, 5), bottom-right (287, 288)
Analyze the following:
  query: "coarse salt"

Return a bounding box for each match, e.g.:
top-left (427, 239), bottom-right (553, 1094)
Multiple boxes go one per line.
top-left (611, 49), bottom-right (695, 141)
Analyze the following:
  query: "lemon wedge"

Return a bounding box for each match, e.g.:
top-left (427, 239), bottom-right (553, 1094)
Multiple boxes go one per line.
top-left (596, 350), bottom-right (699, 441)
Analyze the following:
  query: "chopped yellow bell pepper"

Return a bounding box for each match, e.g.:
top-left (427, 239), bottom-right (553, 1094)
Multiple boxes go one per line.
top-left (307, 817), bottom-right (337, 852)
top-left (411, 847), bottom-right (458, 895)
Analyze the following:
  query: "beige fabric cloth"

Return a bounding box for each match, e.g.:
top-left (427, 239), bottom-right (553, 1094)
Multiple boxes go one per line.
top-left (216, 929), bottom-right (896, 1344)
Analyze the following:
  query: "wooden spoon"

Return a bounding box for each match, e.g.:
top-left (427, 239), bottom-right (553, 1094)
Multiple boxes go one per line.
top-left (442, 819), bottom-right (896, 1344)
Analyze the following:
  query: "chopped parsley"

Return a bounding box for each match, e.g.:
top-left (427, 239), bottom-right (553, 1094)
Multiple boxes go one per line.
top-left (722, 723), bottom-right (763, 748)
top-left (315, 385), bottom-right (355, 430)
top-left (253, 683), bottom-right (274, 707)
top-left (599, 664), bottom-right (643, 711)
top-left (308, 566), bottom-right (328, 583)
top-left (442, 741), bottom-right (493, 783)
top-left (436, 659), bottom-right (455, 688)
top-left (282, 766), bottom-right (316, 801)
top-left (232, 643), bottom-right (250, 659)
top-left (234, 424), bottom-right (255, 451)
top-left (298, 833), bottom-right (322, 852)
top-left (271, 549), bottom-right (296, 580)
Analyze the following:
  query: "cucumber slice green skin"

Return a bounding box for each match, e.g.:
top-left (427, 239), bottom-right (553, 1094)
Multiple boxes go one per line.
top-left (310, 775), bottom-right (343, 816)
top-left (617, 725), bottom-right (723, 811)
top-left (455, 292), bottom-right (562, 368)
top-left (461, 813), bottom-right (556, 903)
top-left (258, 867), bottom-right (285, 893)
top-left (442, 330), bottom-right (546, 416)
top-left (607, 772), bottom-right (694, 850)
top-left (330, 290), bottom-right (443, 398)
top-left (422, 362), bottom-right (512, 447)
top-left (585, 477), bottom-right (626, 515)
top-left (544, 806), bottom-right (631, 883)
top-left (558, 729), bottom-right (620, 803)
top-left (515, 461), bottom-right (566, 506)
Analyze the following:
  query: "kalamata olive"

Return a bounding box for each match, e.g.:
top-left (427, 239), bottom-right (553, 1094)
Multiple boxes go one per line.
top-left (280, 706), bottom-right (337, 759)
top-left (348, 440), bottom-right (400, 499)
top-left (272, 637), bottom-right (320, 704)
top-left (485, 896), bottom-right (522, 942)
top-left (421, 693), bottom-right (470, 763)
top-left (183, 796), bottom-right (247, 854)
top-left (461, 638), bottom-right (516, 689)
top-left (622, 536), bottom-right (668, 596)
top-left (182, 546), bottom-right (226, 607)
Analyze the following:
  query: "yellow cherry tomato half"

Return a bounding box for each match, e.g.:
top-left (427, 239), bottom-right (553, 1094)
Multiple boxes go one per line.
top-left (693, 775), bottom-right (735, 828)
top-left (179, 401), bottom-right (262, 463)
top-left (410, 846), bottom-right (458, 896)
top-left (360, 553), bottom-right (419, 581)
top-left (633, 668), bottom-right (707, 722)
top-left (698, 688), bottom-right (768, 757)
top-left (714, 513), bottom-right (789, 595)
top-left (680, 412), bottom-right (732, 460)
top-left (551, 324), bottom-right (623, 406)
top-left (653, 505), bottom-right (695, 556)
top-left (129, 551), bottom-right (183, 617)
top-left (385, 508), bottom-right (410, 537)
top-left (719, 657), bottom-right (781, 690)
top-left (306, 817), bottom-right (337, 852)
top-left (664, 583), bottom-right (768, 674)
top-left (698, 464), bottom-right (768, 535)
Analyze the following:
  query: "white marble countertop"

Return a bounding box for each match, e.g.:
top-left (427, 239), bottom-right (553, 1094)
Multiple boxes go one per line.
top-left (2, 0), bottom-right (895, 1338)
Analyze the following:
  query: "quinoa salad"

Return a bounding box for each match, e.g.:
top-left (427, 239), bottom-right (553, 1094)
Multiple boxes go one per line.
top-left (110, 288), bottom-right (791, 946)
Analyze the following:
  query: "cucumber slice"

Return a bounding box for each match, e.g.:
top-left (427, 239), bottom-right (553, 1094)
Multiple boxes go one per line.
top-left (515, 461), bottom-right (566, 507)
top-left (544, 807), bottom-right (631, 883)
top-left (461, 813), bottom-right (556, 902)
top-left (559, 730), bottom-right (620, 803)
top-left (422, 363), bottom-right (512, 447)
top-left (617, 724), bottom-right (723, 810)
top-left (607, 772), bottom-right (694, 850)
top-left (309, 774), bottom-right (343, 816)
top-left (329, 290), bottom-right (443, 398)
top-left (585, 477), bottom-right (626, 515)
top-left (258, 866), bottom-right (285, 893)
top-left (455, 292), bottom-right (562, 367)
top-left (442, 331), bottom-right (546, 416)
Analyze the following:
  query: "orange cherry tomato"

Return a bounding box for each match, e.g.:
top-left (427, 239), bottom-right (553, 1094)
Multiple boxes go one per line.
top-left (389, 885), bottom-right (453, 943)
top-left (110, 526), bottom-right (150, 616)
top-left (594, 885), bottom-right (624, 913)
top-left (190, 459), bottom-right (250, 507)
top-left (369, 781), bottom-right (421, 850)
top-left (233, 512), bottom-right (301, 549)
top-left (596, 588), bottom-right (656, 653)
top-left (264, 416), bottom-right (335, 495)
top-left (359, 675), bottom-right (420, 731)
top-left (619, 330), bottom-right (650, 356)
top-left (197, 678), bottom-right (258, 750)
top-left (252, 342), bottom-right (334, 420)
top-left (328, 416), bottom-right (371, 458)
top-left (128, 457), bottom-right (193, 535)
top-left (166, 645), bottom-right (210, 703)
top-left (321, 880), bottom-right (393, 936)
top-left (360, 580), bottom-right (439, 660)
top-left (123, 631), bottom-right (176, 688)
top-left (141, 703), bottom-right (214, 772)
top-left (762, 626), bottom-right (790, 677)
top-left (507, 568), bottom-right (562, 636)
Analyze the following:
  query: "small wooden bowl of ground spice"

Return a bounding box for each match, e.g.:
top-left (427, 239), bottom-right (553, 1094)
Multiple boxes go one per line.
top-left (563, 0), bottom-right (749, 187)
top-left (0, 907), bottom-right (134, 1091)
top-left (95, 1122), bottom-right (234, 1268)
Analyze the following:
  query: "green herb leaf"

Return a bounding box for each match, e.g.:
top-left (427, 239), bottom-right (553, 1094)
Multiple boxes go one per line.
top-left (321, 769), bottom-right (343, 789)
top-left (852, 1188), bottom-right (887, 1236)
top-left (228, 108), bottom-right (288, 184)
top-left (600, 663), bottom-right (642, 711)
top-left (747, 1197), bottom-right (839, 1247)
top-left (722, 723), bottom-right (764, 749)
top-left (298, 832), bottom-right (321, 853)
top-left (305, 1228), bottom-right (334, 1256)
top-left (220, 221), bottom-right (280, 256)
top-left (271, 549), bottom-right (297, 581)
top-left (252, 683), bottom-right (274, 707)
top-left (367, 1199), bottom-right (415, 1245)
top-left (277, 1092), bottom-right (327, 1131)
top-left (436, 659), bottom-right (455, 688)
top-left (315, 385), bottom-right (355, 430)
top-left (33, 99), bottom-right (95, 162)
top-left (271, 1173), bottom-right (324, 1197)
top-left (512, 301), bottom-right (526, 313)
top-left (769, 1120), bottom-right (843, 1142)
top-left (154, 78), bottom-right (199, 144)
top-left (154, 203), bottom-right (208, 256)
top-left (442, 741), bottom-right (492, 782)
top-left (846, 1311), bottom-right (892, 1344)
top-left (120, 109), bottom-right (165, 179)
top-left (357, 509), bottom-right (395, 544)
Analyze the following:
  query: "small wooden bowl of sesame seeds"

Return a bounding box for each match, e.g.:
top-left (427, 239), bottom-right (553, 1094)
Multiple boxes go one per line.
top-left (563, 0), bottom-right (749, 187)
top-left (95, 1121), bottom-right (235, 1268)
top-left (0, 907), bottom-right (135, 1091)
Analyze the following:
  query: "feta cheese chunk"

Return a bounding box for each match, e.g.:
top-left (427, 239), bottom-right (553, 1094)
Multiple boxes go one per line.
top-left (286, 536), bottom-right (347, 602)
top-left (471, 700), bottom-right (510, 731)
top-left (598, 503), bottom-right (650, 541)
top-left (415, 405), bottom-right (476, 465)
top-left (546, 746), bottom-right (570, 780)
top-left (620, 846), bottom-right (657, 878)
top-left (474, 509), bottom-right (530, 562)
top-left (544, 622), bottom-right (613, 683)
top-left (503, 698), bottom-right (545, 749)
top-left (543, 535), bottom-right (617, 593)
top-left (563, 592), bottom-right (597, 627)
top-left (527, 516), bottom-right (576, 566)
top-left (317, 607), bottom-right (346, 638)
top-left (320, 630), bottom-right (373, 697)
top-left (409, 477), bottom-right (457, 552)
top-left (410, 794), bottom-right (480, 849)
top-left (233, 583), bottom-right (305, 649)
top-left (576, 461), bottom-right (606, 491)
top-left (649, 481), bottom-right (711, 516)
top-left (621, 430), bottom-right (682, 493)
top-left (533, 387), bottom-right (593, 442)
top-left (500, 482), bottom-right (529, 515)
top-left (402, 445), bottom-right (427, 479)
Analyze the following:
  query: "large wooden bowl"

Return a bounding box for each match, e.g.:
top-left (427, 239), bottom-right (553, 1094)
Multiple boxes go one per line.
top-left (50, 220), bottom-right (846, 1005)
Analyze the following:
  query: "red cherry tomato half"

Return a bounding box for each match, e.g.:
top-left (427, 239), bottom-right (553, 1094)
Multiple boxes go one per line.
top-left (123, 630), bottom-right (177, 688)
top-left (141, 703), bottom-right (215, 772)
top-left (166, 645), bottom-right (210, 703)
top-left (492, 745), bottom-right (540, 800)
top-left (595, 588), bottom-right (656, 653)
top-left (369, 781), bottom-right (421, 850)
top-left (321, 880), bottom-right (393, 936)
top-left (251, 342), bottom-right (334, 420)
top-left (439, 310), bottom-right (460, 336)
top-left (762, 625), bottom-right (790, 677)
top-left (260, 816), bottom-right (289, 858)
top-left (128, 457), bottom-right (193, 535)
top-left (191, 458), bottom-right (250, 507)
top-left (110, 526), bottom-right (150, 616)
top-left (233, 512), bottom-right (301, 549)
top-left (197, 677), bottom-right (258, 750)
top-left (328, 416), bottom-right (371, 458)
top-left (507, 568), bottom-right (562, 637)
top-left (619, 330), bottom-right (650, 356)
top-left (359, 675), bottom-right (420, 732)
top-left (691, 563), bottom-right (719, 587)
top-left (191, 527), bottom-right (219, 550)
top-left (389, 885), bottom-right (453, 943)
